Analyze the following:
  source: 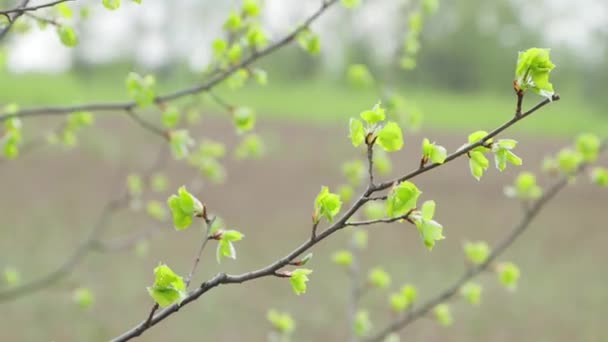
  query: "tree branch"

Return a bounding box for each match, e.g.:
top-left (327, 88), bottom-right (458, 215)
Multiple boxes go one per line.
top-left (0, 0), bottom-right (73, 16)
top-left (365, 148), bottom-right (602, 342)
top-left (111, 92), bottom-right (561, 342)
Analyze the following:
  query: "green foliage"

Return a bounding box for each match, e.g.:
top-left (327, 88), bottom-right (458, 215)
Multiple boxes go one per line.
top-left (504, 172), bottom-right (542, 199)
top-left (412, 200), bottom-right (444, 250)
top-left (575, 133), bottom-right (600, 162)
top-left (125, 72), bottom-right (156, 107)
top-left (151, 173), bottom-right (168, 192)
top-left (433, 304), bottom-right (453, 326)
top-left (341, 0), bottom-right (361, 8)
top-left (126, 173), bottom-right (143, 197)
top-left (332, 250), bottom-right (353, 266)
top-left (167, 186), bottom-right (204, 230)
top-left (169, 130), bottom-right (195, 159)
top-left (349, 118), bottom-right (365, 147)
top-left (313, 186), bottom-right (342, 223)
top-left (347, 64), bottom-right (374, 88)
top-left (235, 134), bottom-right (264, 159)
top-left (146, 200), bottom-right (167, 221)
top-left (102, 0), bottom-right (121, 10)
top-left (342, 159), bottom-right (365, 186)
top-left (591, 167), bottom-right (608, 186)
top-left (401, 284), bottom-right (417, 303)
top-left (161, 107), bottom-right (181, 128)
top-left (492, 139), bottom-right (522, 171)
top-left (389, 284), bottom-right (417, 312)
top-left (463, 241), bottom-right (490, 265)
top-left (376, 122), bottom-right (404, 152)
top-left (242, 0), bottom-right (260, 17)
top-left (422, 138), bottom-right (447, 164)
top-left (515, 48), bottom-right (556, 99)
top-left (360, 103), bottom-right (385, 124)
top-left (289, 269), bottom-right (313, 295)
top-left (57, 25), bottom-right (78, 47)
top-left (55, 2), bottom-right (73, 17)
top-left (252, 69), bottom-right (268, 86)
top-left (3, 267), bottom-right (19, 286)
top-left (227, 68), bottom-right (249, 89)
top-left (147, 264), bottom-right (186, 307)
top-left (49, 111), bottom-right (94, 147)
top-left (233, 107), bottom-right (256, 133)
top-left (2, 115), bottom-right (22, 159)
top-left (460, 282), bottom-right (482, 305)
top-left (338, 184), bottom-right (354, 203)
top-left (216, 229), bottom-right (245, 262)
top-left (422, 0), bottom-right (439, 14)
top-left (224, 11), bottom-right (242, 31)
top-left (498, 262), bottom-right (520, 291)
top-left (246, 25), bottom-right (267, 49)
top-left (297, 29), bottom-right (321, 55)
top-left (386, 181), bottom-right (421, 218)
top-left (557, 148), bottom-right (582, 174)
top-left (227, 44), bottom-right (242, 63)
top-left (353, 310), bottom-right (372, 337)
top-left (72, 287), bottom-right (94, 309)
top-left (468, 151), bottom-right (489, 181)
top-left (368, 267), bottom-right (391, 289)
top-left (267, 309), bottom-right (295, 335)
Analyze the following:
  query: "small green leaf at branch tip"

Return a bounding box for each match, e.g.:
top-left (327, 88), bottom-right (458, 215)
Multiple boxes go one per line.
top-left (360, 103), bottom-right (386, 124)
top-left (289, 269), bottom-right (313, 295)
top-left (341, 0), bottom-right (361, 8)
top-left (297, 29), bottom-right (321, 55)
top-left (347, 64), bottom-right (374, 88)
top-left (349, 118), bottom-right (365, 147)
top-left (161, 107), bottom-right (181, 128)
top-left (246, 25), bottom-right (267, 48)
top-left (504, 172), bottom-right (542, 199)
top-left (216, 230), bottom-right (244, 262)
top-left (433, 304), bottom-right (453, 326)
top-left (332, 250), bottom-right (353, 266)
top-left (235, 134), bottom-right (264, 160)
top-left (464, 241), bottom-right (490, 265)
top-left (313, 186), bottom-right (342, 223)
top-left (73, 287), bottom-right (94, 309)
top-left (298, 253), bottom-right (313, 266)
top-left (460, 282), bottom-right (482, 305)
top-left (368, 267), bottom-right (391, 289)
top-left (242, 0), bottom-right (260, 17)
top-left (515, 48), bottom-right (556, 99)
top-left (223, 11), bottom-right (242, 31)
top-left (57, 25), bottom-right (78, 47)
top-left (575, 133), bottom-right (600, 162)
top-left (167, 186), bottom-right (204, 230)
top-left (492, 139), bottom-right (522, 172)
top-left (469, 151), bottom-right (489, 181)
top-left (353, 310), bottom-right (372, 337)
top-left (267, 309), bottom-right (295, 335)
top-left (55, 2), bottom-right (73, 17)
top-left (233, 107), bottom-right (256, 134)
top-left (377, 122), bottom-right (404, 152)
top-left (401, 284), bottom-right (417, 302)
top-left (3, 267), bottom-right (19, 286)
top-left (411, 200), bottom-right (444, 249)
top-left (591, 167), bottom-right (608, 187)
top-left (386, 181), bottom-right (421, 218)
top-left (102, 0), bottom-right (121, 10)
top-left (147, 264), bottom-right (186, 307)
top-left (125, 72), bottom-right (156, 107)
top-left (422, 138), bottom-right (447, 164)
top-left (498, 262), bottom-right (520, 291)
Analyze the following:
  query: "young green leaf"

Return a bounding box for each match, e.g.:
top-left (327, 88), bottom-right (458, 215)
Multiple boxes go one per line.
top-left (460, 282), bottom-right (482, 305)
top-left (497, 262), bottom-right (520, 291)
top-left (125, 72), bottom-right (156, 107)
top-left (55, 2), bottom-right (73, 17)
top-left (349, 118), bottom-right (365, 147)
top-left (353, 310), bottom-right (372, 337)
top-left (468, 151), bottom-right (489, 181)
top-left (377, 122), bottom-right (404, 152)
top-left (147, 264), bottom-right (186, 307)
top-left (338, 184), bottom-right (354, 203)
top-left (267, 309), bottom-right (295, 335)
top-left (504, 172), bottom-right (542, 199)
top-left (557, 148), bottom-right (582, 174)
top-left (386, 181), bottom-right (421, 218)
top-left (463, 241), bottom-right (490, 265)
top-left (161, 107), bottom-right (181, 128)
top-left (575, 133), bottom-right (600, 162)
top-left (414, 216), bottom-right (444, 250)
top-left (591, 167), bottom-right (608, 187)
top-left (341, 0), bottom-right (361, 8)
top-left (216, 229), bottom-right (244, 262)
top-left (401, 284), bottom-right (417, 303)
top-left (296, 29), bottom-right (321, 55)
top-left (127, 173), bottom-right (143, 197)
top-left (73, 287), bottom-right (94, 309)
top-left (289, 269), bottom-right (313, 295)
top-left (368, 267), bottom-right (391, 289)
top-left (492, 139), bottom-right (522, 171)
top-left (167, 186), bottom-right (204, 230)
top-left (389, 292), bottom-right (410, 312)
top-left (360, 103), bottom-right (385, 124)
top-left (433, 304), bottom-right (453, 326)
top-left (57, 25), bottom-right (78, 47)
top-left (332, 250), bottom-right (353, 266)
top-left (347, 64), bottom-right (374, 88)
top-left (234, 134), bottom-right (264, 159)
top-left (169, 130), bottom-right (195, 159)
top-left (102, 0), bottom-right (121, 10)
top-left (313, 186), bottom-right (342, 223)
top-left (515, 48), bottom-right (556, 99)
top-left (233, 107), bottom-right (256, 134)
top-left (3, 267), bottom-right (19, 286)
top-left (242, 0), bottom-right (260, 16)
top-left (223, 11), bottom-right (242, 31)
top-left (422, 138), bottom-right (447, 164)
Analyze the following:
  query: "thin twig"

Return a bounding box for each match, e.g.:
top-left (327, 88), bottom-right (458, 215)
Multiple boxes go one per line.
top-left (0, 0), bottom-right (30, 41)
top-left (0, 0), bottom-right (73, 15)
top-left (367, 143), bottom-right (375, 186)
top-left (185, 216), bottom-right (215, 288)
top-left (125, 109), bottom-right (168, 140)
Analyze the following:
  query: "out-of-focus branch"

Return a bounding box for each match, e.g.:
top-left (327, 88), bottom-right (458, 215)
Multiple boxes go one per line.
top-left (0, 0), bottom-right (73, 16)
top-left (0, 0), bottom-right (30, 42)
top-left (365, 146), bottom-right (604, 342)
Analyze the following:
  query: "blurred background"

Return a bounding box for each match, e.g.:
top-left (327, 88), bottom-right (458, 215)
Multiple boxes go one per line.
top-left (0, 0), bottom-right (607, 341)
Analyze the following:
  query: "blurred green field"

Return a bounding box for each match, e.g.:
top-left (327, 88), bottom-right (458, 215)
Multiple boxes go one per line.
top-left (1, 71), bottom-right (607, 136)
